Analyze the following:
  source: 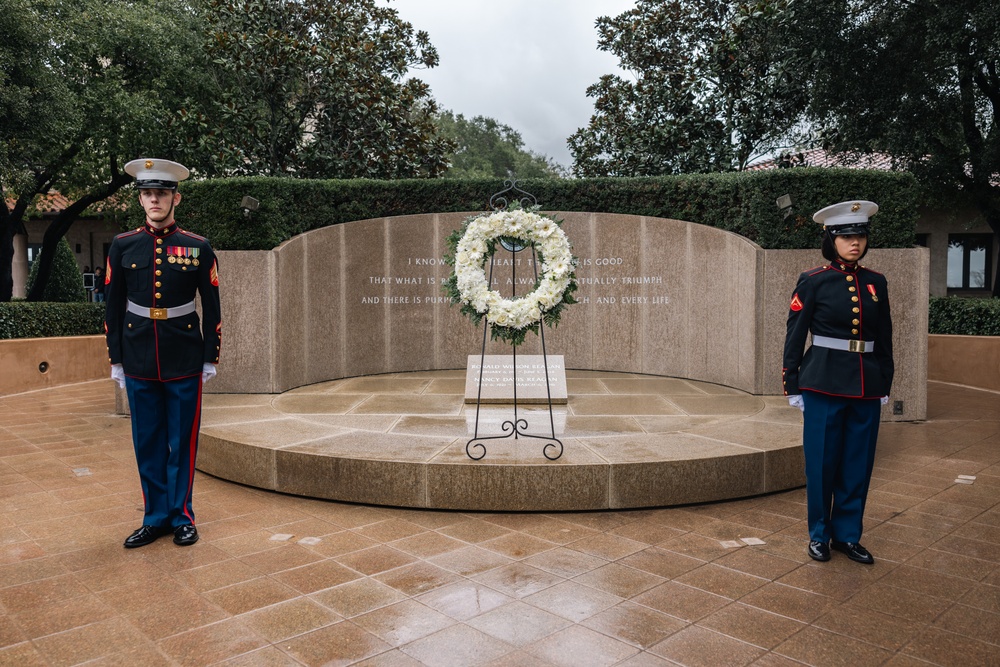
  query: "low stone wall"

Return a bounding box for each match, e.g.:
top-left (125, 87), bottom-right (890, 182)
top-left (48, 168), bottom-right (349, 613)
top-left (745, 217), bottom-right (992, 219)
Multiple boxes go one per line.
top-left (210, 212), bottom-right (930, 421)
top-left (928, 334), bottom-right (1000, 392)
top-left (0, 335), bottom-right (107, 396)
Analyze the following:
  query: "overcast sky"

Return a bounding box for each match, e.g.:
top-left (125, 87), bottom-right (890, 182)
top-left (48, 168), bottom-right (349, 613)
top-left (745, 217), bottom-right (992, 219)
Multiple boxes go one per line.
top-left (389, 0), bottom-right (637, 170)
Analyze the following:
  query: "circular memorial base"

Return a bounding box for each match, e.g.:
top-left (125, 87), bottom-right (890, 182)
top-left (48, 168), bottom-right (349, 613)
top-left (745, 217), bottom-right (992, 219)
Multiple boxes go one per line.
top-left (197, 370), bottom-right (805, 511)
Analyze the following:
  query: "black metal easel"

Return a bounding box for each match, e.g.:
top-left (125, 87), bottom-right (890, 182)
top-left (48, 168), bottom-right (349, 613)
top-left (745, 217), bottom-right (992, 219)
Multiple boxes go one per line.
top-left (466, 181), bottom-right (563, 461)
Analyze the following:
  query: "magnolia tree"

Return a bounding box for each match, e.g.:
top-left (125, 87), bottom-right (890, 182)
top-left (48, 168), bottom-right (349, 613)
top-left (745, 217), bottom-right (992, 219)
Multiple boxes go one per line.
top-left (189, 0), bottom-right (454, 179)
top-left (1, 0), bottom-right (452, 301)
top-left (569, 0), bottom-right (815, 176)
top-left (0, 0), bottom-right (213, 301)
top-left (801, 0), bottom-right (1000, 296)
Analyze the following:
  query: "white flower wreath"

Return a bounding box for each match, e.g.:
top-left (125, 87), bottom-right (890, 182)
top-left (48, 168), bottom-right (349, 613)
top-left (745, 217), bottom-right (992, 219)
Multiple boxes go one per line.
top-left (444, 208), bottom-right (577, 346)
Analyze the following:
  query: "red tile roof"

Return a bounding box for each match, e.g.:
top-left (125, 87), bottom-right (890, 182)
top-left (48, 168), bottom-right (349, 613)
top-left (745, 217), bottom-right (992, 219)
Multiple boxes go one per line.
top-left (5, 191), bottom-right (124, 216)
top-left (747, 148), bottom-right (897, 171)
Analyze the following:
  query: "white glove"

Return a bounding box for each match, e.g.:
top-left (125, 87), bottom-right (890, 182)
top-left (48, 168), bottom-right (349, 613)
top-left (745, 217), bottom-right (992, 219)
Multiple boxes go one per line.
top-left (787, 395), bottom-right (804, 412)
top-left (880, 396), bottom-right (889, 406)
top-left (111, 363), bottom-right (125, 388)
top-left (202, 363), bottom-right (217, 384)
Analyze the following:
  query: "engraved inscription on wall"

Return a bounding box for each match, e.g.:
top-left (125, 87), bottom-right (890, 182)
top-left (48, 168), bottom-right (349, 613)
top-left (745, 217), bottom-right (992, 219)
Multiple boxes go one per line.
top-left (359, 255), bottom-right (669, 306)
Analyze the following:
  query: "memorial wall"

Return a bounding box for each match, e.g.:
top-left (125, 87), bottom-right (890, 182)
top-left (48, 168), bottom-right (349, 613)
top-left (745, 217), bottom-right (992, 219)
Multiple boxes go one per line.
top-left (212, 212), bottom-right (928, 421)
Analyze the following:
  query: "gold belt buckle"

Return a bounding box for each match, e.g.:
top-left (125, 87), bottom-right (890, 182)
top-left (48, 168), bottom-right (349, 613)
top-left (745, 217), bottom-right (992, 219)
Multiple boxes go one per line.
top-left (848, 339), bottom-right (865, 353)
top-left (149, 307), bottom-right (168, 320)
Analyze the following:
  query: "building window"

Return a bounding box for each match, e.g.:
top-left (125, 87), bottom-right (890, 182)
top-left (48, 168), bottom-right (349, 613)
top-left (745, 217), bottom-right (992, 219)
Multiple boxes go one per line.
top-left (26, 244), bottom-right (44, 266)
top-left (947, 234), bottom-right (992, 290)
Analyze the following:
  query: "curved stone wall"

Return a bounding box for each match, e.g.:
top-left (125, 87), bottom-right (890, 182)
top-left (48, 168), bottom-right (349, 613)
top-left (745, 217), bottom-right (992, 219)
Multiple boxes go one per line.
top-left (210, 212), bottom-right (929, 421)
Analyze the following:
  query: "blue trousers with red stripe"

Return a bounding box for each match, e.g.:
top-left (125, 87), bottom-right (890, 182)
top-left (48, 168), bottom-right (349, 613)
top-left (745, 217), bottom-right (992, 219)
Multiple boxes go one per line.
top-left (801, 391), bottom-right (882, 544)
top-left (125, 375), bottom-right (203, 529)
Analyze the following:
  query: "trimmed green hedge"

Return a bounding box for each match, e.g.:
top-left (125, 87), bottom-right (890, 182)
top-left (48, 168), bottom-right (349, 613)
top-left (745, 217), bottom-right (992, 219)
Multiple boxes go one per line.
top-left (929, 297), bottom-right (1000, 336)
top-left (116, 168), bottom-right (919, 251)
top-left (0, 302), bottom-right (105, 340)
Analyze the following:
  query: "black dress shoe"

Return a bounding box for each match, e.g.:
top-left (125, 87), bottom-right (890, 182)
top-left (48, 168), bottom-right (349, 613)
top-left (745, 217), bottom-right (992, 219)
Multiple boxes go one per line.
top-left (832, 541), bottom-right (874, 564)
top-left (808, 540), bottom-right (831, 562)
top-left (123, 525), bottom-right (169, 549)
top-left (173, 524), bottom-right (199, 546)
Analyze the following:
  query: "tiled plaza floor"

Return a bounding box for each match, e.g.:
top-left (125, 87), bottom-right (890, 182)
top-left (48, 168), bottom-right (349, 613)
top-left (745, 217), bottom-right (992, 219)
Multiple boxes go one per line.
top-left (0, 379), bottom-right (998, 666)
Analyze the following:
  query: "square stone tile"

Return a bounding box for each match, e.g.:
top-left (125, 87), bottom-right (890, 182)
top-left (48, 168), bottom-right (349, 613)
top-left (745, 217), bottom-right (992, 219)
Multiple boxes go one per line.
top-left (847, 581), bottom-right (953, 623)
top-left (242, 598), bottom-right (340, 643)
top-left (699, 602), bottom-right (806, 650)
top-left (473, 562), bottom-right (563, 599)
top-left (674, 563), bottom-right (769, 600)
top-left (439, 520), bottom-right (513, 544)
top-left (650, 625), bottom-right (765, 666)
top-left (581, 601), bottom-right (685, 649)
top-left (303, 530), bottom-right (378, 558)
top-left (567, 533), bottom-right (646, 560)
top-left (527, 624), bottom-right (640, 667)
top-left (156, 619), bottom-right (268, 667)
top-left (354, 519), bottom-right (428, 543)
top-left (774, 625), bottom-right (894, 666)
top-left (374, 562), bottom-right (461, 596)
top-left (901, 625), bottom-right (1000, 666)
top-left (524, 547), bottom-right (609, 579)
top-left (572, 563), bottom-right (666, 599)
top-left (416, 581), bottom-right (513, 620)
top-left (238, 544), bottom-right (324, 576)
top-left (428, 545), bottom-right (513, 577)
top-left (390, 531), bottom-right (468, 558)
top-left (311, 578), bottom-right (407, 618)
top-left (481, 533), bottom-right (558, 560)
top-left (400, 624), bottom-right (515, 667)
top-left (336, 545), bottom-right (418, 575)
top-left (270, 559), bottom-right (362, 594)
top-left (732, 582), bottom-right (836, 624)
top-left (619, 547), bottom-right (705, 579)
top-left (10, 594), bottom-right (116, 640)
top-left (523, 580), bottom-right (623, 623)
top-left (467, 600), bottom-right (572, 647)
top-left (204, 576), bottom-right (300, 616)
top-left (353, 599), bottom-right (454, 646)
top-left (281, 621), bottom-right (391, 666)
top-left (631, 581), bottom-right (730, 622)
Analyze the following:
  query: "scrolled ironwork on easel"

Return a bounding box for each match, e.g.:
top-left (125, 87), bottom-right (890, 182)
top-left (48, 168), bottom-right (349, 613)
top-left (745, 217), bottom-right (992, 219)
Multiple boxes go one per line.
top-left (489, 179), bottom-right (537, 212)
top-left (466, 181), bottom-right (564, 461)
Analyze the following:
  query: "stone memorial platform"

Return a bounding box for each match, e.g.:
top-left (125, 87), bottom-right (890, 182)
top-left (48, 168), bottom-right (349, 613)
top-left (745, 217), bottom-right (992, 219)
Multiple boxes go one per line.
top-left (197, 369), bottom-right (806, 511)
top-left (190, 209), bottom-right (929, 512)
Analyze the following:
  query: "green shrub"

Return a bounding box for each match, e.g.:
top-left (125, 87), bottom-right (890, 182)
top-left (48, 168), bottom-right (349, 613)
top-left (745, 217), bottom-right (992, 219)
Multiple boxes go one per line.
top-left (25, 237), bottom-right (87, 302)
top-left (929, 296), bottom-right (1000, 336)
top-left (117, 168), bottom-right (919, 251)
top-left (0, 302), bottom-right (105, 340)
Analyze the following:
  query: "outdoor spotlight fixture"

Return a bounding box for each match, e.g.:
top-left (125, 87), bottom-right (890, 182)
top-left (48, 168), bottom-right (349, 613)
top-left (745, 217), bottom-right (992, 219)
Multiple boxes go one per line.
top-left (241, 195), bottom-right (260, 218)
top-left (776, 194), bottom-right (793, 219)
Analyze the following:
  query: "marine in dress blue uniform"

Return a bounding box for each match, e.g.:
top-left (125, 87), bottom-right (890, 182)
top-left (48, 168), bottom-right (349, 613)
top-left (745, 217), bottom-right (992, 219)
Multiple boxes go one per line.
top-left (106, 159), bottom-right (221, 548)
top-left (783, 201), bottom-right (894, 565)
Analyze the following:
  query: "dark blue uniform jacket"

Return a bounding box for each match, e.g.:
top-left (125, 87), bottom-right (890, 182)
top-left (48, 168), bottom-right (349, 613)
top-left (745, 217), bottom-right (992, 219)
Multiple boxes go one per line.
top-left (105, 222), bottom-right (221, 381)
top-left (783, 262), bottom-right (893, 398)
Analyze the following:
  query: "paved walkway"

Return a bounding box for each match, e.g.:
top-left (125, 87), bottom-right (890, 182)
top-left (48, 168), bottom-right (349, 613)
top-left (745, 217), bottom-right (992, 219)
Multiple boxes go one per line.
top-left (0, 380), bottom-right (997, 666)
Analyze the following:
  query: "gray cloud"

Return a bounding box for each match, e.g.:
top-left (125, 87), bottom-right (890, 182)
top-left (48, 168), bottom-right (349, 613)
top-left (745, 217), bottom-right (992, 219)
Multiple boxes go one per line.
top-left (391, 0), bottom-right (635, 170)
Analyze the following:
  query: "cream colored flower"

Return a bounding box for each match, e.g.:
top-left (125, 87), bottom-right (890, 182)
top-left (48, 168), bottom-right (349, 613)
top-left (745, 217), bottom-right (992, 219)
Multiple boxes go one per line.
top-left (449, 209), bottom-right (575, 342)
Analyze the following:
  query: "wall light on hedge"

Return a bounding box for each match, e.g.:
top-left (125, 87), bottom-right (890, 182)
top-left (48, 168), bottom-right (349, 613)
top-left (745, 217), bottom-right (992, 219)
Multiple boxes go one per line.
top-left (241, 196), bottom-right (260, 218)
top-left (776, 194), bottom-right (793, 219)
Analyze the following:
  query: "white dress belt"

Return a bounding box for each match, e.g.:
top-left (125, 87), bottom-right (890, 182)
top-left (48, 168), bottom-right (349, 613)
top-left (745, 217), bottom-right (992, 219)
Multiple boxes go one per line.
top-left (127, 300), bottom-right (196, 320)
top-left (812, 335), bottom-right (874, 353)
